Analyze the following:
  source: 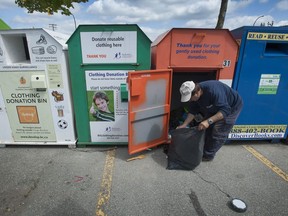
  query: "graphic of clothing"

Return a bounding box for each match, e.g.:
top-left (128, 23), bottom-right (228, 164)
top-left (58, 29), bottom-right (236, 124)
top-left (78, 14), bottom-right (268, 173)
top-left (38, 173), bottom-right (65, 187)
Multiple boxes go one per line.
top-left (92, 110), bottom-right (115, 122)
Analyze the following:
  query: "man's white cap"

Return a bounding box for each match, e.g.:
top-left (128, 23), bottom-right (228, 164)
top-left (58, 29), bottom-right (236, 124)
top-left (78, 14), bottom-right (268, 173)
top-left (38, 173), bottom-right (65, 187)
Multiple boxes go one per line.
top-left (180, 81), bottom-right (195, 102)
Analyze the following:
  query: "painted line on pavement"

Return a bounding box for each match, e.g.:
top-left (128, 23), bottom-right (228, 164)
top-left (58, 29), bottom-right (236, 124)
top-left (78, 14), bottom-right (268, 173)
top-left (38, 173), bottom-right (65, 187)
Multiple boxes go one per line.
top-left (96, 148), bottom-right (116, 216)
top-left (243, 145), bottom-right (288, 182)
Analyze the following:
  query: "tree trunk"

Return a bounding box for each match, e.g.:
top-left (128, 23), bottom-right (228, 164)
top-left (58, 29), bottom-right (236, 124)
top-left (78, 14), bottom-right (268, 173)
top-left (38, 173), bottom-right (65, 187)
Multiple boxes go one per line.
top-left (215, 0), bottom-right (229, 29)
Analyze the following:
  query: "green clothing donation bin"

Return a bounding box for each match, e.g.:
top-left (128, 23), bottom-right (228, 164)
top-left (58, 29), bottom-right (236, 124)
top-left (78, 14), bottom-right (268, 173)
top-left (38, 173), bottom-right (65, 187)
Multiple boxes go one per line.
top-left (0, 19), bottom-right (10, 30)
top-left (67, 24), bottom-right (151, 146)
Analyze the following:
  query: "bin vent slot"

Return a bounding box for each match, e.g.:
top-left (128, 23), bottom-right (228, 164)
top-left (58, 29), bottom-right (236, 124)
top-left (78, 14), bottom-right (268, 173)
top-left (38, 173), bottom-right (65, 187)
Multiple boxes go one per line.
top-left (22, 36), bottom-right (30, 61)
top-left (264, 42), bottom-right (288, 56)
top-left (2, 34), bottom-right (31, 64)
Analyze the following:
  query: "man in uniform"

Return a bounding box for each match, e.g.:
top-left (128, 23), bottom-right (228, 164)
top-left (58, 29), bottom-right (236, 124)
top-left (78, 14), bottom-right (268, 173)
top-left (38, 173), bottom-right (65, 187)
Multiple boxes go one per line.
top-left (177, 80), bottom-right (243, 161)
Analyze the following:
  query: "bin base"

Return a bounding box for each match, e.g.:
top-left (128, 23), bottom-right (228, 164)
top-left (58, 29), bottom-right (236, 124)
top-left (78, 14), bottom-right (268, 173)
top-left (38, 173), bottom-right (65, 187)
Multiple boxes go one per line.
top-left (0, 142), bottom-right (76, 148)
top-left (77, 142), bottom-right (128, 148)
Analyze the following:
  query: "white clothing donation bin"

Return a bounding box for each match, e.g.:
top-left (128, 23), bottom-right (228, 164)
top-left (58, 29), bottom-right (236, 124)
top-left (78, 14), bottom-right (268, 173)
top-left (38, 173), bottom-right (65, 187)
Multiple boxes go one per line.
top-left (0, 28), bottom-right (76, 147)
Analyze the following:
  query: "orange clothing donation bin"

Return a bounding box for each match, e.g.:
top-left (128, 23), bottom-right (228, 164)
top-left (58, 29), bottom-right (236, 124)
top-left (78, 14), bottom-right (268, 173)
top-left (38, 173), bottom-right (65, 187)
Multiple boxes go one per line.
top-left (126, 28), bottom-right (239, 154)
top-left (151, 28), bottom-right (239, 126)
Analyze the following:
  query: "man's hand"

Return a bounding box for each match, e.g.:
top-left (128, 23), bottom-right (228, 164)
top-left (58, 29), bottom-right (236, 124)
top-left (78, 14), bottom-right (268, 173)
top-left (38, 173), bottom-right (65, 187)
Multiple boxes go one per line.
top-left (176, 124), bottom-right (187, 129)
top-left (198, 120), bottom-right (209, 130)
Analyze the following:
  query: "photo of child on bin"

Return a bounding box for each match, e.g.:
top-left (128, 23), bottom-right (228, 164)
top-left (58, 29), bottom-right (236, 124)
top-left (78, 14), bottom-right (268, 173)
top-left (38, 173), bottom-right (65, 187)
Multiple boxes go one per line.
top-left (89, 91), bottom-right (115, 122)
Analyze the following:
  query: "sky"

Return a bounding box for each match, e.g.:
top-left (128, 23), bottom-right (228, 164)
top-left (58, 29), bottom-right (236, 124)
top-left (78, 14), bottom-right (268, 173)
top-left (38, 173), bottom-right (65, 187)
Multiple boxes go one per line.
top-left (1, 0), bottom-right (288, 41)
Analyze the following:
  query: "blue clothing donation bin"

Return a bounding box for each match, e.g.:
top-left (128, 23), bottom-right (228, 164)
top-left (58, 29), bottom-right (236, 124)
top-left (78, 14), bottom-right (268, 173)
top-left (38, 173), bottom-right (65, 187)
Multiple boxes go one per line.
top-left (229, 26), bottom-right (288, 141)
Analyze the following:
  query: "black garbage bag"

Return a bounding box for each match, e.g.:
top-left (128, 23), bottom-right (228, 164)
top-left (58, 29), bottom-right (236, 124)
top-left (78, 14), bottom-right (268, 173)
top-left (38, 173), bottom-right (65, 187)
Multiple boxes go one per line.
top-left (167, 127), bottom-right (205, 170)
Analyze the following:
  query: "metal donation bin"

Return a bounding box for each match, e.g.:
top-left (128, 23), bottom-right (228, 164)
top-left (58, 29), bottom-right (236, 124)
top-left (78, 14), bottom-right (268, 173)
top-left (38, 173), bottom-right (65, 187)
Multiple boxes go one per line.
top-left (151, 28), bottom-right (239, 111)
top-left (0, 29), bottom-right (76, 147)
top-left (126, 28), bottom-right (238, 154)
top-left (66, 24), bottom-right (151, 146)
top-left (229, 26), bottom-right (288, 141)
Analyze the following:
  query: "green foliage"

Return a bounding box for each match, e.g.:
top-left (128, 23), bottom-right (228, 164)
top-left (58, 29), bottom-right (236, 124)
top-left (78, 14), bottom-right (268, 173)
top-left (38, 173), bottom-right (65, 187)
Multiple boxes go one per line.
top-left (15, 0), bottom-right (88, 15)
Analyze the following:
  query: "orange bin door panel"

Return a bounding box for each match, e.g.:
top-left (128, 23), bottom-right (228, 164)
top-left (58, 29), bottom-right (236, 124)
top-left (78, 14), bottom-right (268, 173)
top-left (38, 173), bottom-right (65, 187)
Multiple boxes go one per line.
top-left (128, 69), bottom-right (173, 154)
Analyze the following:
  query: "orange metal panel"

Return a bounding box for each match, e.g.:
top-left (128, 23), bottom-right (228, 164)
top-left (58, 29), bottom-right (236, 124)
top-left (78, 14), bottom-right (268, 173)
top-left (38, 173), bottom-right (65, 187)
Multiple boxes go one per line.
top-left (170, 29), bottom-right (225, 68)
top-left (130, 78), bottom-right (143, 96)
top-left (151, 31), bottom-right (172, 69)
top-left (151, 28), bottom-right (239, 83)
top-left (127, 69), bottom-right (173, 154)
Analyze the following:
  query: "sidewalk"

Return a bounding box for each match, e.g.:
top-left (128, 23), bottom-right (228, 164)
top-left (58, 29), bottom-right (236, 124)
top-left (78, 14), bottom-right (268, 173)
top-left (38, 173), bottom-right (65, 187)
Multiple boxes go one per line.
top-left (0, 141), bottom-right (287, 216)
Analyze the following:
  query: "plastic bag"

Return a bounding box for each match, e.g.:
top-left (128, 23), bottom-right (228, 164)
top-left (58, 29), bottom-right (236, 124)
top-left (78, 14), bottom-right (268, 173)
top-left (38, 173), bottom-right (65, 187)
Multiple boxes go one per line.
top-left (167, 127), bottom-right (205, 170)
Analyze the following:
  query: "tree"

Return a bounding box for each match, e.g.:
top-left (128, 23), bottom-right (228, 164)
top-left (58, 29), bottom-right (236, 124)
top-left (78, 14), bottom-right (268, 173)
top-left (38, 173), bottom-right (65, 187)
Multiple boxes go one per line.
top-left (215, 0), bottom-right (229, 29)
top-left (15, 0), bottom-right (88, 15)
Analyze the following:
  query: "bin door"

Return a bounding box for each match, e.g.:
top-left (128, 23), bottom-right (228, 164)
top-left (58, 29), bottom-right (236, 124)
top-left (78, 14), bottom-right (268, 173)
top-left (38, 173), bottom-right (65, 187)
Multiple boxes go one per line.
top-left (127, 69), bottom-right (172, 154)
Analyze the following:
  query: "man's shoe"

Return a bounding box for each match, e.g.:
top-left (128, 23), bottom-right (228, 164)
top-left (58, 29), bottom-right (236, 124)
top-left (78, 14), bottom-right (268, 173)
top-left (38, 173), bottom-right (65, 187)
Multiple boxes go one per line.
top-left (202, 156), bottom-right (214, 162)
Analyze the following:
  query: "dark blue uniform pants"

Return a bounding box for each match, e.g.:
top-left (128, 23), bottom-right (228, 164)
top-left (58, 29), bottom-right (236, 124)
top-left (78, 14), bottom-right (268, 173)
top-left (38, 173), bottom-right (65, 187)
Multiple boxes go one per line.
top-left (203, 105), bottom-right (243, 159)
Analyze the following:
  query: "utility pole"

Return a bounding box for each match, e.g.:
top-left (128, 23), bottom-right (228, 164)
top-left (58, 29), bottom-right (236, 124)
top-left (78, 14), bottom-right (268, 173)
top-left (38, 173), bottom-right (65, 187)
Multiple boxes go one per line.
top-left (71, 13), bottom-right (77, 30)
top-left (49, 24), bottom-right (57, 31)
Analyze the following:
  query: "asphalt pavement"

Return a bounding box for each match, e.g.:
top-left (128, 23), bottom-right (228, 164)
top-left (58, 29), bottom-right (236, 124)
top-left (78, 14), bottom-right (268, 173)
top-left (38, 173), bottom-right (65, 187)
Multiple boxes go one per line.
top-left (0, 140), bottom-right (287, 216)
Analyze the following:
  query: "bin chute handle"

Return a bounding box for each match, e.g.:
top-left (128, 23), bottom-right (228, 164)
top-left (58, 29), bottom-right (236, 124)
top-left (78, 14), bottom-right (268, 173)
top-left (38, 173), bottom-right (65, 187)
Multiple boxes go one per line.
top-left (191, 33), bottom-right (206, 43)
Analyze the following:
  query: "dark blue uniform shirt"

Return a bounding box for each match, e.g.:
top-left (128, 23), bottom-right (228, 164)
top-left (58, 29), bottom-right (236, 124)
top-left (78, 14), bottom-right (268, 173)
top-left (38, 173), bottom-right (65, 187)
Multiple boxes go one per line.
top-left (189, 80), bottom-right (243, 119)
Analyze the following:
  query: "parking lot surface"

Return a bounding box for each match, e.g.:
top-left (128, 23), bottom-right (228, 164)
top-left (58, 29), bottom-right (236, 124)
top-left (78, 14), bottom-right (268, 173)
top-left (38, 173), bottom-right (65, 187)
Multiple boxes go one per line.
top-left (0, 141), bottom-right (287, 216)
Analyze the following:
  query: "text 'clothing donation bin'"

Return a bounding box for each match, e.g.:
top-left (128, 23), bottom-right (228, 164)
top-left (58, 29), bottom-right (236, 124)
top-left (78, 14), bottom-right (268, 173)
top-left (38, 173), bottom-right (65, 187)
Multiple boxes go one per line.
top-left (229, 26), bottom-right (288, 141)
top-left (0, 29), bottom-right (76, 147)
top-left (66, 24), bottom-right (151, 146)
top-left (151, 28), bottom-right (239, 125)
